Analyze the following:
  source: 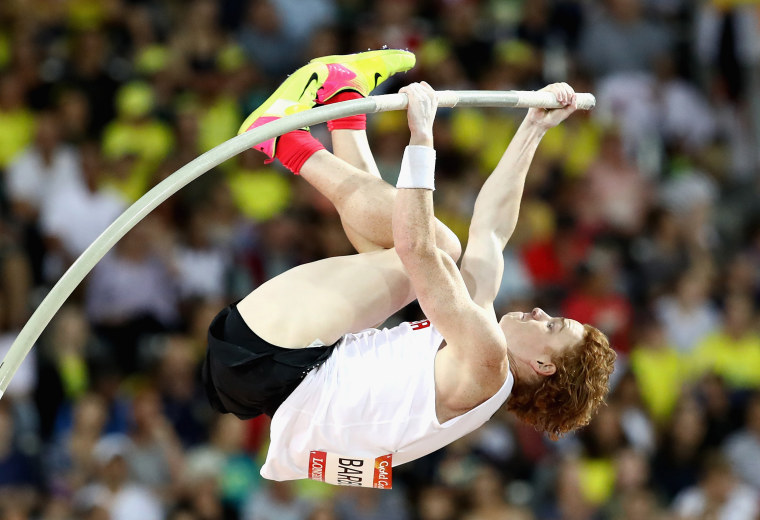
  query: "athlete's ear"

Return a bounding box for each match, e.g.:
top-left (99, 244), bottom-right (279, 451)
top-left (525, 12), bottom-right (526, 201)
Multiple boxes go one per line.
top-left (530, 357), bottom-right (556, 377)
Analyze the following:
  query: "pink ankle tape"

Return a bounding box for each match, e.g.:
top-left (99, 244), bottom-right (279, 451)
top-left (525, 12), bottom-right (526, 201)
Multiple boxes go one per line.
top-left (325, 91), bottom-right (366, 131)
top-left (275, 130), bottom-right (325, 175)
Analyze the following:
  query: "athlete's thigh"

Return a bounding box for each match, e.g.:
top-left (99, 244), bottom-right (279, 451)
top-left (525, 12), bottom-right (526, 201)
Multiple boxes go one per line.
top-left (237, 248), bottom-right (415, 348)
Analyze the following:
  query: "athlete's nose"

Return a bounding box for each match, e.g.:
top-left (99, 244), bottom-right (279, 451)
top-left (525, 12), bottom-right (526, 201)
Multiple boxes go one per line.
top-left (531, 308), bottom-right (548, 320)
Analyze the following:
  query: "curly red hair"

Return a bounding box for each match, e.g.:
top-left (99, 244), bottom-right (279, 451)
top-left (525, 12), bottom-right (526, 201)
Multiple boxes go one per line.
top-left (506, 324), bottom-right (616, 440)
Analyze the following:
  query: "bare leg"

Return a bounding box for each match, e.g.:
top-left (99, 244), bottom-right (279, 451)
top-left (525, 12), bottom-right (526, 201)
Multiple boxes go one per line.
top-left (237, 248), bottom-right (414, 348)
top-left (330, 129), bottom-right (384, 253)
top-left (300, 148), bottom-right (462, 260)
top-left (331, 129), bottom-right (382, 178)
top-left (237, 132), bottom-right (461, 349)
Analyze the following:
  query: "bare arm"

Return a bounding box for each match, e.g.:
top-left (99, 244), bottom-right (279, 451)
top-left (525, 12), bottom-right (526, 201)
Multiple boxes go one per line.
top-left (393, 84), bottom-right (507, 377)
top-left (460, 83), bottom-right (578, 308)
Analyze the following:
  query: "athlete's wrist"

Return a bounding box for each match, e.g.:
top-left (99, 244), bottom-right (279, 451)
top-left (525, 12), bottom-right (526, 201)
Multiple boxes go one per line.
top-left (520, 116), bottom-right (550, 138)
top-left (409, 131), bottom-right (434, 148)
top-left (396, 145), bottom-right (436, 190)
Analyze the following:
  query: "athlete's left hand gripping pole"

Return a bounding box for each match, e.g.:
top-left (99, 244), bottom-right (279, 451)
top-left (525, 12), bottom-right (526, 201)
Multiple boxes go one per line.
top-left (0, 90), bottom-right (594, 397)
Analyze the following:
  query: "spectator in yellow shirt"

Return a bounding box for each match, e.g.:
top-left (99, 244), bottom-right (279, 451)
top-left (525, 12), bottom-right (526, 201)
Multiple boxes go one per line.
top-left (690, 294), bottom-right (760, 390)
top-left (102, 82), bottom-right (174, 201)
top-left (0, 75), bottom-right (36, 169)
top-left (630, 316), bottom-right (687, 424)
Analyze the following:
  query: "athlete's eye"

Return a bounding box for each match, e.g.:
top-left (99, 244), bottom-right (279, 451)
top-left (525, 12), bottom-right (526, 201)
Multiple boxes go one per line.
top-left (547, 322), bottom-right (553, 331)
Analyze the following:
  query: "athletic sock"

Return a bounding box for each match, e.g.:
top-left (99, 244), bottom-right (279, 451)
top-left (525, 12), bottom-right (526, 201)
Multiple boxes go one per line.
top-left (325, 91), bottom-right (366, 131)
top-left (274, 130), bottom-right (325, 175)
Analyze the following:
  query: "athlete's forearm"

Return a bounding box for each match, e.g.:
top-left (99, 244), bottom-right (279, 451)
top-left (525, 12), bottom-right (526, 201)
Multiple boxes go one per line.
top-left (468, 118), bottom-right (545, 247)
top-left (393, 186), bottom-right (437, 259)
top-left (393, 138), bottom-right (437, 259)
top-left (394, 83), bottom-right (439, 260)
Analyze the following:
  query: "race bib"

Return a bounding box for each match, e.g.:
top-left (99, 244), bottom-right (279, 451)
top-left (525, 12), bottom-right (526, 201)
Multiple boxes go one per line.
top-left (308, 451), bottom-right (393, 489)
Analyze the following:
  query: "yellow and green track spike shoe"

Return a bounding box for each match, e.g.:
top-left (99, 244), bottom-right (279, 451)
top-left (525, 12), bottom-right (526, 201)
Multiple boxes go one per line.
top-left (237, 61), bottom-right (329, 160)
top-left (310, 49), bottom-right (416, 103)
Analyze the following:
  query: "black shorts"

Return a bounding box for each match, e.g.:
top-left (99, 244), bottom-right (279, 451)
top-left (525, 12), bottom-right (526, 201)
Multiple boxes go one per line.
top-left (202, 304), bottom-right (337, 419)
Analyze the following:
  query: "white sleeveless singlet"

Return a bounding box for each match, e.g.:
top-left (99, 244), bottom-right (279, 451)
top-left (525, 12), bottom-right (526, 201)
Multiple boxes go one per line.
top-left (260, 319), bottom-right (514, 482)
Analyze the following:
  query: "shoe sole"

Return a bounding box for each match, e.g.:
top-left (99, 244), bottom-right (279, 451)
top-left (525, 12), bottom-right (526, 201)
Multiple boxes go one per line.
top-left (311, 49), bottom-right (415, 99)
top-left (310, 49), bottom-right (415, 68)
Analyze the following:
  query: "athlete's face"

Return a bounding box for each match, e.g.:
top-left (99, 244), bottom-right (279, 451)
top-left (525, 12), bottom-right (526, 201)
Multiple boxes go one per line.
top-left (499, 308), bottom-right (585, 377)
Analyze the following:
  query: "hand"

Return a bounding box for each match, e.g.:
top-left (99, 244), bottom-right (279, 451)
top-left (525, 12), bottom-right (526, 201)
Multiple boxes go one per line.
top-left (400, 82), bottom-right (438, 147)
top-left (525, 82), bottom-right (578, 131)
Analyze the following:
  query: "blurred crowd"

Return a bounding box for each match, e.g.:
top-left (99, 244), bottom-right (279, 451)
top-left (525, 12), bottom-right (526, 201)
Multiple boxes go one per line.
top-left (1, 0), bottom-right (760, 519)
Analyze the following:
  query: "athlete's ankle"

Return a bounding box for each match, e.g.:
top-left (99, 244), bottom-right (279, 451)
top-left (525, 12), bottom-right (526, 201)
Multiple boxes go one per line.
top-left (325, 91), bottom-right (366, 131)
top-left (275, 131), bottom-right (326, 175)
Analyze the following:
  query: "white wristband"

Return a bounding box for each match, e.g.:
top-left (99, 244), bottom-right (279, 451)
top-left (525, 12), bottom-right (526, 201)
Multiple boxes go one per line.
top-left (396, 145), bottom-right (436, 191)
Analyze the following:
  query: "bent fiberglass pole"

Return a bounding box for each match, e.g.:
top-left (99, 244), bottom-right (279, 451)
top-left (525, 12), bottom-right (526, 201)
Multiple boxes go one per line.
top-left (0, 90), bottom-right (595, 398)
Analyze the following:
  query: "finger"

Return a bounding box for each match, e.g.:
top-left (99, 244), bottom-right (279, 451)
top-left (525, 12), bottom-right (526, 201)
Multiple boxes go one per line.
top-left (420, 83), bottom-right (438, 105)
top-left (560, 83), bottom-right (574, 105)
top-left (546, 83), bottom-right (565, 105)
top-left (399, 82), bottom-right (420, 94)
top-left (421, 82), bottom-right (436, 94)
top-left (403, 83), bottom-right (422, 96)
top-left (558, 84), bottom-right (569, 105)
top-left (554, 88), bottom-right (565, 106)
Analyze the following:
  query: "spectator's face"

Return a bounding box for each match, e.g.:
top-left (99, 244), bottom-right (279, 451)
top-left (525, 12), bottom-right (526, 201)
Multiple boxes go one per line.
top-left (500, 308), bottom-right (584, 378)
top-left (190, 0), bottom-right (218, 29)
top-left (246, 0), bottom-right (280, 32)
top-left (73, 396), bottom-right (107, 434)
top-left (212, 414), bottom-right (246, 452)
top-left (724, 295), bottom-right (754, 334)
top-left (190, 478), bottom-right (223, 518)
top-left (0, 76), bottom-right (24, 109)
top-left (640, 322), bottom-right (666, 349)
top-left (0, 407), bottom-right (13, 455)
top-left (600, 132), bottom-right (625, 163)
top-left (616, 449), bottom-right (649, 491)
top-left (589, 405), bottom-right (623, 452)
top-left (85, 505), bottom-right (109, 520)
top-left (746, 399), bottom-right (760, 435)
top-left (703, 470), bottom-right (734, 503)
top-left (375, 0), bottom-right (418, 25)
top-left (74, 31), bottom-right (106, 71)
top-left (35, 114), bottom-right (61, 151)
top-left (418, 486), bottom-right (457, 520)
top-left (59, 89), bottom-right (90, 128)
top-left (609, 0), bottom-right (641, 22)
top-left (158, 339), bottom-right (197, 400)
top-left (676, 274), bottom-right (709, 305)
top-left (169, 512), bottom-right (198, 520)
top-left (621, 490), bottom-right (657, 520)
top-left (671, 402), bottom-right (706, 448)
top-left (101, 456), bottom-right (129, 487)
top-left (52, 306), bottom-right (90, 354)
top-left (132, 391), bottom-right (161, 427)
top-left (470, 469), bottom-right (504, 508)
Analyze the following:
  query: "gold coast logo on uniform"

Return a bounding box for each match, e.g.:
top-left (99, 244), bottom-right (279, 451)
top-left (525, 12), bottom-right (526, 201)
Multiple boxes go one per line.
top-left (309, 451), bottom-right (393, 489)
top-left (374, 455), bottom-right (392, 489)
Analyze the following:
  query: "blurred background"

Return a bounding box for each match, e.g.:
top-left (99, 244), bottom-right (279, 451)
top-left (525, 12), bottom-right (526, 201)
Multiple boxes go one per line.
top-left (0, 0), bottom-right (760, 519)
